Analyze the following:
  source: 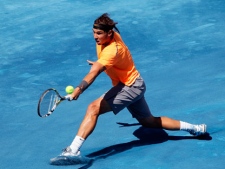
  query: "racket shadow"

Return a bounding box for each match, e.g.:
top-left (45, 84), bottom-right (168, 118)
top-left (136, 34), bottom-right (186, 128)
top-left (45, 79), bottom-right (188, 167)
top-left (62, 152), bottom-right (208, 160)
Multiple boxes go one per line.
top-left (79, 126), bottom-right (212, 169)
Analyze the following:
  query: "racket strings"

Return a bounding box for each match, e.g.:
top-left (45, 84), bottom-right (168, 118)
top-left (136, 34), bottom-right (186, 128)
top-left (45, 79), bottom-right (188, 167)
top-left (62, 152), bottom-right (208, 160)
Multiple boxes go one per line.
top-left (38, 89), bottom-right (63, 117)
top-left (40, 91), bottom-right (58, 116)
top-left (48, 94), bottom-right (54, 113)
top-left (50, 94), bottom-right (60, 112)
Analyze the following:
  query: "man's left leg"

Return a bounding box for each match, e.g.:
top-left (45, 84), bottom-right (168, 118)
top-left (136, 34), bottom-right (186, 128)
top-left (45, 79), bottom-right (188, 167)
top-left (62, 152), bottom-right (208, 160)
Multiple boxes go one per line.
top-left (137, 115), bottom-right (180, 130)
top-left (137, 115), bottom-right (206, 136)
top-left (128, 97), bottom-right (206, 135)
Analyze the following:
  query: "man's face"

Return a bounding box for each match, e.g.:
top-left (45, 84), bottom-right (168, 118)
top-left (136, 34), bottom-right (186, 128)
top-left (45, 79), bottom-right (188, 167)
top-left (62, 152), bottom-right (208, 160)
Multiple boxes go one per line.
top-left (93, 28), bottom-right (111, 45)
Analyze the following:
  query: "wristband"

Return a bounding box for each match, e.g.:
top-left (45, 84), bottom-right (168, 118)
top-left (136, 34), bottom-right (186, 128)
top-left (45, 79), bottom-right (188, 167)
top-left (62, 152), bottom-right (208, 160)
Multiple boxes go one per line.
top-left (77, 80), bottom-right (88, 93)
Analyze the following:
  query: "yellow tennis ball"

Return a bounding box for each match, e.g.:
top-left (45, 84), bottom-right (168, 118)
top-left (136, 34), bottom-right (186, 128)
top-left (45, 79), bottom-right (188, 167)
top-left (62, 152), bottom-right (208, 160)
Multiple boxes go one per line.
top-left (65, 85), bottom-right (74, 94)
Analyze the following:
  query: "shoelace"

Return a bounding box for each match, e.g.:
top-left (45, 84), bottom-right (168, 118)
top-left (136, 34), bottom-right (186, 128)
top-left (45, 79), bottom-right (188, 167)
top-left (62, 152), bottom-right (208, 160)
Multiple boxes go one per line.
top-left (61, 147), bottom-right (71, 154)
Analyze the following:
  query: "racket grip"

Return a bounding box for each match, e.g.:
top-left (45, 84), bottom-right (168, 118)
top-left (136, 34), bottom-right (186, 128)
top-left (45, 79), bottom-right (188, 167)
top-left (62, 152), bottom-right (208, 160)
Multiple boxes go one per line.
top-left (64, 95), bottom-right (73, 101)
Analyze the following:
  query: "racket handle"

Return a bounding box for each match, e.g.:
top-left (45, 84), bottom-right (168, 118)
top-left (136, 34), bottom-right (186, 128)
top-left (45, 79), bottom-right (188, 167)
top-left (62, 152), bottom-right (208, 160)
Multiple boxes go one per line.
top-left (64, 95), bottom-right (73, 101)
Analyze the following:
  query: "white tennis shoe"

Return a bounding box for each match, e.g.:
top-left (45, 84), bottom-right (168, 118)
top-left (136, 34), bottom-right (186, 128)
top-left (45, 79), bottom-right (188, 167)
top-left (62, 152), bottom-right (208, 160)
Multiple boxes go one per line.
top-left (60, 147), bottom-right (80, 156)
top-left (50, 147), bottom-right (90, 165)
top-left (189, 124), bottom-right (207, 136)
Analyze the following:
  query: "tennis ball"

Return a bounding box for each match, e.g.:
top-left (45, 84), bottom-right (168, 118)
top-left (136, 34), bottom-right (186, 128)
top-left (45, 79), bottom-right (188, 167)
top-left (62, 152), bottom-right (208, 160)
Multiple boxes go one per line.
top-left (65, 85), bottom-right (74, 94)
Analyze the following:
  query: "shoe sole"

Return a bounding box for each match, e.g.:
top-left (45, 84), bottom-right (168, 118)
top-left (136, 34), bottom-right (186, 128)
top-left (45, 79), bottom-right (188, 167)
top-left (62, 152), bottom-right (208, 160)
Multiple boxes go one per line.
top-left (50, 155), bottom-right (91, 165)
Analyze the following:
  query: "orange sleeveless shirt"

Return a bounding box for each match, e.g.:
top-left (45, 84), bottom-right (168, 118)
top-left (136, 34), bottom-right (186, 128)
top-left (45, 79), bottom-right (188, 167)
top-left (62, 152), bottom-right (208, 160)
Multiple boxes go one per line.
top-left (96, 32), bottom-right (140, 86)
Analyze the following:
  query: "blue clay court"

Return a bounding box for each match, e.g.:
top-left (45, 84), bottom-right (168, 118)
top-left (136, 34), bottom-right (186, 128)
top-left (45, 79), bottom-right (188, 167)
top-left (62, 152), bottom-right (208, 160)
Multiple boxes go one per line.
top-left (1, 0), bottom-right (225, 168)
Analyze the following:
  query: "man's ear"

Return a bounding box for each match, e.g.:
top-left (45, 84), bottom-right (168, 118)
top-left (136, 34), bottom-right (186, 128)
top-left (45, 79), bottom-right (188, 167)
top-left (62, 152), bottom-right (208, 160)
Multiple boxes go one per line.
top-left (108, 30), bottom-right (113, 37)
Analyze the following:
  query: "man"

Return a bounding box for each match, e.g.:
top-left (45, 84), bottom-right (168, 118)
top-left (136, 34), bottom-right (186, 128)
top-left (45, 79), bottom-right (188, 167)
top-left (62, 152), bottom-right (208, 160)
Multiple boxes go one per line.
top-left (51, 13), bottom-right (206, 164)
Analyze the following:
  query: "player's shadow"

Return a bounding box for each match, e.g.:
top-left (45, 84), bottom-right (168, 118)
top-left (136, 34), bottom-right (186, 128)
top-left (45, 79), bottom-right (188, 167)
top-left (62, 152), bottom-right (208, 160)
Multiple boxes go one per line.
top-left (78, 123), bottom-right (212, 169)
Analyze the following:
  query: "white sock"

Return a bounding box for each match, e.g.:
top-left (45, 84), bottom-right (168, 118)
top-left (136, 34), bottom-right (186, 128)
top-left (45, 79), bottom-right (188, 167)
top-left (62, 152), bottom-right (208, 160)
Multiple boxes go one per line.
top-left (70, 136), bottom-right (85, 154)
top-left (180, 121), bottom-right (195, 131)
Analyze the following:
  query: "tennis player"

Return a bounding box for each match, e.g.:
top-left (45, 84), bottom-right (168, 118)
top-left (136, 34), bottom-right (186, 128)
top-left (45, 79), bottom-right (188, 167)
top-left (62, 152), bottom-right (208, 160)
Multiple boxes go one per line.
top-left (51, 13), bottom-right (206, 164)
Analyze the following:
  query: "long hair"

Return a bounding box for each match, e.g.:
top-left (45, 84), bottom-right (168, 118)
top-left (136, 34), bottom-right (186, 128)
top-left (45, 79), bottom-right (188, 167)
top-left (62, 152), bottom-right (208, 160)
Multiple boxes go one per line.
top-left (94, 13), bottom-right (120, 33)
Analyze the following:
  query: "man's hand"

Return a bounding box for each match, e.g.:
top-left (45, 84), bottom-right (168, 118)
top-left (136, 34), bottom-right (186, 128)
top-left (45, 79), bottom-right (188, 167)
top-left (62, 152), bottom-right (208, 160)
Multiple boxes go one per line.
top-left (67, 60), bottom-right (105, 101)
top-left (70, 87), bottom-right (82, 100)
top-left (87, 60), bottom-right (94, 65)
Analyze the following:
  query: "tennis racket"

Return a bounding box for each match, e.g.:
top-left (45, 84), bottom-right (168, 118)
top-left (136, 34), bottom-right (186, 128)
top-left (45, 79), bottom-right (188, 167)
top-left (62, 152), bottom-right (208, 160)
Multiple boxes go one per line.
top-left (37, 88), bottom-right (71, 118)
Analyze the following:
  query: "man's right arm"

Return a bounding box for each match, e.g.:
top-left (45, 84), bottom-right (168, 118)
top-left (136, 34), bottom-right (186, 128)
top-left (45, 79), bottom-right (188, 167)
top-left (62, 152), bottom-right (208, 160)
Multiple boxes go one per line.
top-left (71, 60), bottom-right (105, 100)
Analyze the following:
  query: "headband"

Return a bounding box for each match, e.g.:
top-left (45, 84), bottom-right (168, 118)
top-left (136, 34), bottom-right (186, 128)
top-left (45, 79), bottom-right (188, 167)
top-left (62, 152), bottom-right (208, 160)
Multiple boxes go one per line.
top-left (93, 24), bottom-right (114, 32)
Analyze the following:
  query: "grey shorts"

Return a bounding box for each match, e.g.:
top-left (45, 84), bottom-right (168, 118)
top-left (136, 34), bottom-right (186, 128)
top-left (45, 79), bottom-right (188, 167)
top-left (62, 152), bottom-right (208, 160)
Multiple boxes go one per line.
top-left (102, 76), bottom-right (152, 119)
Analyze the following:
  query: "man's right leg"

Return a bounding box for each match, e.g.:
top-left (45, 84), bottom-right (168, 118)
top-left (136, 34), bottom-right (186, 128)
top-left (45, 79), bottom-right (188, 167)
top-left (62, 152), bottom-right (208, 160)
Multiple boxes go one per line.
top-left (69, 82), bottom-right (130, 156)
top-left (69, 97), bottom-right (112, 155)
top-left (50, 97), bottom-right (112, 165)
top-left (77, 97), bottom-right (112, 139)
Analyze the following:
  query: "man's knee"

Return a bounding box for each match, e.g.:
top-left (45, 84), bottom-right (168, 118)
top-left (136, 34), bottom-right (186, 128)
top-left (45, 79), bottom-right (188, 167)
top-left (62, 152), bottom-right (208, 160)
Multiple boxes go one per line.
top-left (137, 116), bottom-right (162, 128)
top-left (86, 98), bottom-right (111, 116)
top-left (87, 101), bottom-right (101, 117)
